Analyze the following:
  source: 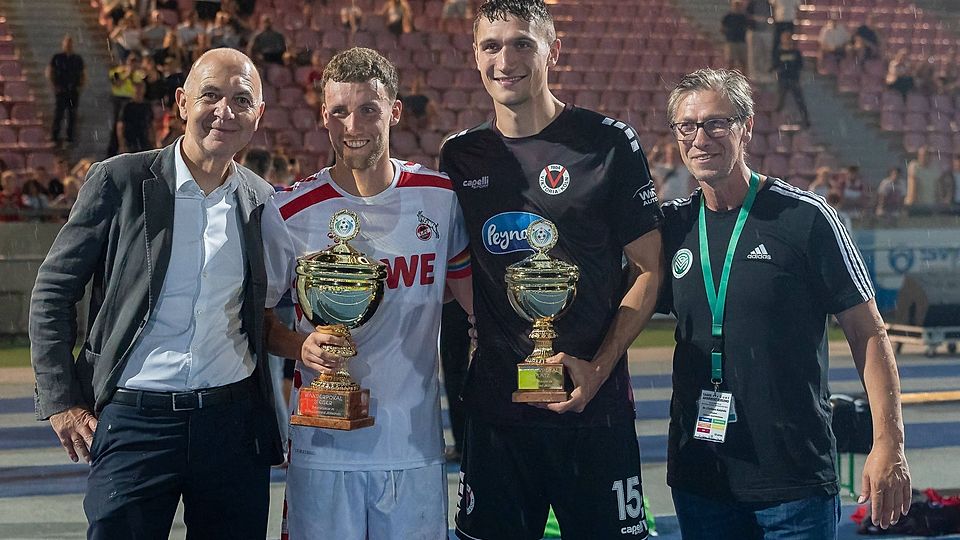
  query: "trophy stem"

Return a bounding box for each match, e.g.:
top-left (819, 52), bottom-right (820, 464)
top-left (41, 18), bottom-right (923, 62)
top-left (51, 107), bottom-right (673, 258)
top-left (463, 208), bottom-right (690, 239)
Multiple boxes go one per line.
top-left (526, 318), bottom-right (557, 363)
top-left (308, 324), bottom-right (360, 391)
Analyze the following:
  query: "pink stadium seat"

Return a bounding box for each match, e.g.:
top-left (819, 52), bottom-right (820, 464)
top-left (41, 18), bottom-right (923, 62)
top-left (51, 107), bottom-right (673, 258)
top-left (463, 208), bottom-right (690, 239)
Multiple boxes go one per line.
top-left (419, 130), bottom-right (445, 155)
top-left (442, 89), bottom-right (468, 109)
top-left (457, 109), bottom-right (487, 127)
top-left (0, 151), bottom-right (24, 168)
top-left (762, 154), bottom-right (788, 173)
top-left (904, 112), bottom-right (927, 132)
top-left (303, 129), bottom-right (331, 154)
top-left (905, 93), bottom-right (930, 113)
top-left (902, 131), bottom-right (926, 153)
top-left (9, 103), bottom-right (38, 124)
top-left (322, 30), bottom-right (348, 50)
top-left (267, 65), bottom-right (293, 88)
top-left (426, 69), bottom-right (453, 90)
top-left (18, 126), bottom-right (49, 146)
top-left (390, 129), bottom-right (419, 156)
top-left (278, 86), bottom-right (303, 107)
top-left (291, 107), bottom-right (318, 131)
top-left (27, 152), bottom-right (56, 170)
top-left (0, 60), bottom-right (22, 79)
top-left (927, 133), bottom-right (952, 154)
top-left (880, 111), bottom-right (903, 131)
top-left (789, 153), bottom-right (815, 175)
top-left (0, 42), bottom-right (15, 57)
top-left (261, 108), bottom-right (290, 130)
top-left (881, 91), bottom-right (905, 112)
top-left (353, 31), bottom-right (376, 49)
top-left (0, 125), bottom-right (16, 146)
top-left (574, 90), bottom-right (600, 110)
top-left (859, 92), bottom-right (881, 112)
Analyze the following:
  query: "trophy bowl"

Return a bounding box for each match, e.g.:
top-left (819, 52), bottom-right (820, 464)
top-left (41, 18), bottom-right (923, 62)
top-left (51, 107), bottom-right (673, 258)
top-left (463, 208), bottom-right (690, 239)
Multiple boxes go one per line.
top-left (504, 219), bottom-right (579, 403)
top-left (291, 210), bottom-right (387, 430)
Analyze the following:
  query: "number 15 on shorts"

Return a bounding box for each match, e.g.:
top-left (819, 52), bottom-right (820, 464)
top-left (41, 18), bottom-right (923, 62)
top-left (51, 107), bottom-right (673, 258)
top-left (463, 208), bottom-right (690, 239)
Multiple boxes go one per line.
top-left (612, 476), bottom-right (646, 522)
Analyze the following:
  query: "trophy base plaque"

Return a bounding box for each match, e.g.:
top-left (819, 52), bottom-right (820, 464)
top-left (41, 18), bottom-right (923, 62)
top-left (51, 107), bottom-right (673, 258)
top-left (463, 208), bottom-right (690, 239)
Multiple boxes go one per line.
top-left (511, 362), bottom-right (568, 403)
top-left (291, 387), bottom-right (374, 430)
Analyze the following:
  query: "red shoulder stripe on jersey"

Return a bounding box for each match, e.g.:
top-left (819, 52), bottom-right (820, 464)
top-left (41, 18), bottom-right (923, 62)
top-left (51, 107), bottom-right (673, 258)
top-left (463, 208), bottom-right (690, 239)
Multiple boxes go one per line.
top-left (279, 183), bottom-right (342, 221)
top-left (396, 170), bottom-right (453, 190)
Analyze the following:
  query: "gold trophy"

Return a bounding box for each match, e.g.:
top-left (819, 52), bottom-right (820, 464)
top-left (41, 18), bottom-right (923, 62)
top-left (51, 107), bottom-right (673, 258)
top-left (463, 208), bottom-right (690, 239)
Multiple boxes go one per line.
top-left (291, 210), bottom-right (386, 430)
top-left (505, 219), bottom-right (580, 403)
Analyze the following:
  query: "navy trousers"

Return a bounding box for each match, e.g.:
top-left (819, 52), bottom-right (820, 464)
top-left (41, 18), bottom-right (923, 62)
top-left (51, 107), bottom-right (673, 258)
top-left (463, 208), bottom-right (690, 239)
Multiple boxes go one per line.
top-left (84, 396), bottom-right (270, 540)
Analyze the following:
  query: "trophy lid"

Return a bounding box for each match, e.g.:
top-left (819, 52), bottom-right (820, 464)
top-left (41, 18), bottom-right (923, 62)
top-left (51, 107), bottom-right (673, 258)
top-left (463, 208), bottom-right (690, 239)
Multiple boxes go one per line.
top-left (296, 210), bottom-right (387, 282)
top-left (504, 219), bottom-right (579, 286)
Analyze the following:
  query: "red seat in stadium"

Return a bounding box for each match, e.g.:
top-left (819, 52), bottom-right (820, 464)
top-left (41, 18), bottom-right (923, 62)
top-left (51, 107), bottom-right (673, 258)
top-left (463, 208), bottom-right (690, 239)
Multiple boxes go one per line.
top-left (267, 65), bottom-right (293, 88)
top-left (0, 151), bottom-right (24, 168)
top-left (277, 86), bottom-right (303, 107)
top-left (442, 89), bottom-right (468, 109)
top-left (902, 131), bottom-right (926, 153)
top-left (906, 93), bottom-right (930, 113)
top-left (18, 126), bottom-right (51, 148)
top-left (390, 129), bottom-right (418, 156)
top-left (419, 130), bottom-right (445, 156)
top-left (927, 133), bottom-right (952, 154)
top-left (0, 60), bottom-right (22, 79)
top-left (880, 111), bottom-right (903, 131)
top-left (762, 154), bottom-right (788, 173)
top-left (904, 112), bottom-right (927, 132)
top-left (0, 125), bottom-right (16, 146)
top-left (9, 103), bottom-right (38, 124)
top-left (261, 108), bottom-right (291, 130)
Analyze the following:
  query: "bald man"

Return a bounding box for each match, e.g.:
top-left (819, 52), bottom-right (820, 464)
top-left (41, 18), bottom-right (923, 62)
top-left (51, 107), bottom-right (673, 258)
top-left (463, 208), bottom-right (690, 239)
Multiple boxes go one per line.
top-left (30, 48), bottom-right (283, 539)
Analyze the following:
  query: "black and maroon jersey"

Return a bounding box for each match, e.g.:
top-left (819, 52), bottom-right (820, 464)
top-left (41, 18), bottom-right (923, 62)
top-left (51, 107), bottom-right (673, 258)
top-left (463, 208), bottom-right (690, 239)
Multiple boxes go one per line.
top-left (440, 104), bottom-right (662, 427)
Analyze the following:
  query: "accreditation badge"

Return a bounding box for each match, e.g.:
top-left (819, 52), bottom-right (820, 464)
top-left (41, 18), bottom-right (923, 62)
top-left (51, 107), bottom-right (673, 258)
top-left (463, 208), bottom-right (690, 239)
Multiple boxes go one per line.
top-left (694, 390), bottom-right (734, 443)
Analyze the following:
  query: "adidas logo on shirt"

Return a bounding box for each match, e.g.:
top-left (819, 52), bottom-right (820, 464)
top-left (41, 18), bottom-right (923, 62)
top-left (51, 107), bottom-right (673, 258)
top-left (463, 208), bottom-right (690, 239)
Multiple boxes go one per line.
top-left (747, 244), bottom-right (772, 260)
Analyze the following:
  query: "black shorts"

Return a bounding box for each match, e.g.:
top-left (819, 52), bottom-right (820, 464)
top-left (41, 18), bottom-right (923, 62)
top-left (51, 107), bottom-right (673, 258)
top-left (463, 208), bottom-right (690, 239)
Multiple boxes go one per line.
top-left (454, 416), bottom-right (649, 540)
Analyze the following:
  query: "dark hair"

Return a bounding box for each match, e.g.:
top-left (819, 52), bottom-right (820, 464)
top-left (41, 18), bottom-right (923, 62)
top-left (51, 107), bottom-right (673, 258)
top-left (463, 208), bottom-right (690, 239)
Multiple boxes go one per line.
top-left (321, 47), bottom-right (399, 101)
top-left (243, 148), bottom-right (272, 177)
top-left (474, 0), bottom-right (556, 42)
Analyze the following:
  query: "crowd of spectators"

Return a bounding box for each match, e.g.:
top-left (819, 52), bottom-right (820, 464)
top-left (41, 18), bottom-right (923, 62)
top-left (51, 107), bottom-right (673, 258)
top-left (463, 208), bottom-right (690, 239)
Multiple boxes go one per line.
top-left (0, 156), bottom-right (92, 222)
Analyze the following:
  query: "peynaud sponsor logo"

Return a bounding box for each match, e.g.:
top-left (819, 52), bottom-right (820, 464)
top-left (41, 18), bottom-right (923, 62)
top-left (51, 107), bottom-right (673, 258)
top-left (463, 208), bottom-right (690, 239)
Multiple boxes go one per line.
top-left (482, 211), bottom-right (544, 254)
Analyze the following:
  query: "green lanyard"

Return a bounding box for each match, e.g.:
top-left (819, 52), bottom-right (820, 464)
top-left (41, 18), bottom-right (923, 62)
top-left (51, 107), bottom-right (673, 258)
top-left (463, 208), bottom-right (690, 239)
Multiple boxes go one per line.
top-left (698, 171), bottom-right (761, 388)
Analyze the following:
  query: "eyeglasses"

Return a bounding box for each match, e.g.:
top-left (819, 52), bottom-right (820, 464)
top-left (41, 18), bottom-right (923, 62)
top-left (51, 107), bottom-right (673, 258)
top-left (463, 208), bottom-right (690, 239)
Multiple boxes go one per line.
top-left (669, 116), bottom-right (743, 141)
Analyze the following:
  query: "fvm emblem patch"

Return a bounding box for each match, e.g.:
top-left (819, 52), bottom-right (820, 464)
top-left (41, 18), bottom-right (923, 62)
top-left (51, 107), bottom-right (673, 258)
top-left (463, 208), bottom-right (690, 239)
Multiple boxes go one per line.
top-left (539, 164), bottom-right (570, 195)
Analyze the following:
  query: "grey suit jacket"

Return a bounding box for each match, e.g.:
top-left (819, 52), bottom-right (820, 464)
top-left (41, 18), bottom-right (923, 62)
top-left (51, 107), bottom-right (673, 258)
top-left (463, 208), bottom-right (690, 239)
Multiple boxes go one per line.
top-left (29, 142), bottom-right (283, 464)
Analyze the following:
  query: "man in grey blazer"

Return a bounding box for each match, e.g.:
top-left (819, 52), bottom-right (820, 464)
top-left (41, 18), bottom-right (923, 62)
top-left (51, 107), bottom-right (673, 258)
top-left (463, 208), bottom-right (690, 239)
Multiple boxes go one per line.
top-left (29, 48), bottom-right (283, 539)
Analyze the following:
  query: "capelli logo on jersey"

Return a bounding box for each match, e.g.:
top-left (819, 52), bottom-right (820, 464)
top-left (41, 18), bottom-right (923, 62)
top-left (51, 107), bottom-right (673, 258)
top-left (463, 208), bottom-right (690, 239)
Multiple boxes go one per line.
top-left (463, 175), bottom-right (490, 189)
top-left (416, 210), bottom-right (440, 241)
top-left (620, 523), bottom-right (647, 536)
top-left (482, 211), bottom-right (544, 254)
top-left (539, 164), bottom-right (570, 195)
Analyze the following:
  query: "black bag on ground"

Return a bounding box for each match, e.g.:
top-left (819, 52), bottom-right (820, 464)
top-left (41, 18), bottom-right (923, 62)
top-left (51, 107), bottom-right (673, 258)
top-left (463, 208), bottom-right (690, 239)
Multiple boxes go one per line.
top-left (831, 393), bottom-right (873, 454)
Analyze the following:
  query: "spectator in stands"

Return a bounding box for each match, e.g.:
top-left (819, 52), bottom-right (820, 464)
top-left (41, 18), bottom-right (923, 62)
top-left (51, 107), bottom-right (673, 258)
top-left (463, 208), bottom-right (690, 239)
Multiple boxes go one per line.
top-left (162, 57), bottom-right (187, 110)
top-left (808, 166), bottom-right (833, 198)
top-left (141, 55), bottom-right (166, 103)
top-left (772, 33), bottom-right (810, 127)
top-left (247, 14), bottom-right (286, 66)
top-left (208, 11), bottom-right (244, 50)
top-left (340, 1), bottom-right (364, 33)
top-left (933, 56), bottom-right (957, 96)
top-left (942, 155), bottom-right (960, 211)
top-left (99, 0), bottom-right (128, 30)
top-left (875, 166), bottom-right (905, 223)
top-left (721, 0), bottom-right (750, 74)
top-left (651, 144), bottom-right (695, 202)
top-left (36, 166), bottom-right (63, 199)
top-left (306, 49), bottom-right (328, 92)
top-left (141, 10), bottom-right (170, 61)
top-left (886, 49), bottom-right (914, 102)
top-left (51, 175), bottom-right (81, 210)
top-left (746, 0), bottom-right (774, 84)
top-left (818, 17), bottom-right (850, 63)
top-left (195, 0), bottom-right (222, 23)
top-left (70, 158), bottom-right (94, 180)
top-left (108, 51), bottom-right (146, 155)
top-left (158, 111), bottom-right (185, 147)
top-left (109, 10), bottom-right (143, 62)
top-left (48, 34), bottom-right (86, 148)
top-left (826, 191), bottom-right (853, 230)
top-left (268, 155), bottom-right (298, 188)
top-left (159, 29), bottom-right (188, 70)
top-left (914, 57), bottom-right (936, 95)
top-left (379, 0), bottom-right (414, 37)
top-left (841, 165), bottom-right (871, 216)
top-left (20, 176), bottom-right (50, 215)
top-left (768, 0), bottom-right (801, 62)
top-left (176, 11), bottom-right (204, 64)
top-left (906, 146), bottom-right (942, 212)
top-left (400, 74), bottom-right (436, 132)
top-left (0, 170), bottom-right (20, 221)
top-left (116, 83), bottom-right (156, 153)
top-left (441, 0), bottom-right (471, 31)
top-left (851, 15), bottom-right (880, 63)
top-left (51, 157), bottom-right (70, 195)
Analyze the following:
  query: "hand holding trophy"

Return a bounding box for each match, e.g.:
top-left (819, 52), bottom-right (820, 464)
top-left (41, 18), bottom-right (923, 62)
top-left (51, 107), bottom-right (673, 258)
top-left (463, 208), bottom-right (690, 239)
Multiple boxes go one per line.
top-left (291, 210), bottom-right (387, 430)
top-left (505, 219), bottom-right (580, 403)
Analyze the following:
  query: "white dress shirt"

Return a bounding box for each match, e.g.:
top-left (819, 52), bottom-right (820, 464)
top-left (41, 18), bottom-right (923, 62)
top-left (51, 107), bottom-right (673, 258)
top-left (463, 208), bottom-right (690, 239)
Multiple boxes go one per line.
top-left (118, 140), bottom-right (254, 391)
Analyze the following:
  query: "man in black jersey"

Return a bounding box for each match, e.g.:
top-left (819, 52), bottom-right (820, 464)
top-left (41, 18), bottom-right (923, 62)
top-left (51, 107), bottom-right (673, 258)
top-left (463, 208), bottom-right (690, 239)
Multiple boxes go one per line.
top-left (439, 1), bottom-right (663, 539)
top-left (659, 68), bottom-right (910, 539)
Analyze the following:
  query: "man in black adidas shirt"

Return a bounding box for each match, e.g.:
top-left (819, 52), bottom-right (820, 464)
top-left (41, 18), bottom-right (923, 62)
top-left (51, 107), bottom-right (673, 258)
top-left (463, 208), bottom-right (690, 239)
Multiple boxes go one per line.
top-left (659, 68), bottom-right (910, 538)
top-left (439, 1), bottom-right (663, 539)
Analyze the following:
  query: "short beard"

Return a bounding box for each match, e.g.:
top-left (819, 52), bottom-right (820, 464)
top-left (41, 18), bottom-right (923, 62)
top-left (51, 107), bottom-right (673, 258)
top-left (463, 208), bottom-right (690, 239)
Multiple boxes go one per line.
top-left (335, 136), bottom-right (386, 170)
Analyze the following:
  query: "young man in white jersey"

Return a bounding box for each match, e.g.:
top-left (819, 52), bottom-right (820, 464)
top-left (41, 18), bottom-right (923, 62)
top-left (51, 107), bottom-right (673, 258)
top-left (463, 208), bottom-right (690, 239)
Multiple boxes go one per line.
top-left (260, 47), bottom-right (474, 539)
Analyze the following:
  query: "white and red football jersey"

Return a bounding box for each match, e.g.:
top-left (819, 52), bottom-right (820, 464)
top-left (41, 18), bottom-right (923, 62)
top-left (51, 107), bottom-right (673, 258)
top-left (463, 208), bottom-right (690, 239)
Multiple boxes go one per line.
top-left (262, 159), bottom-right (470, 471)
